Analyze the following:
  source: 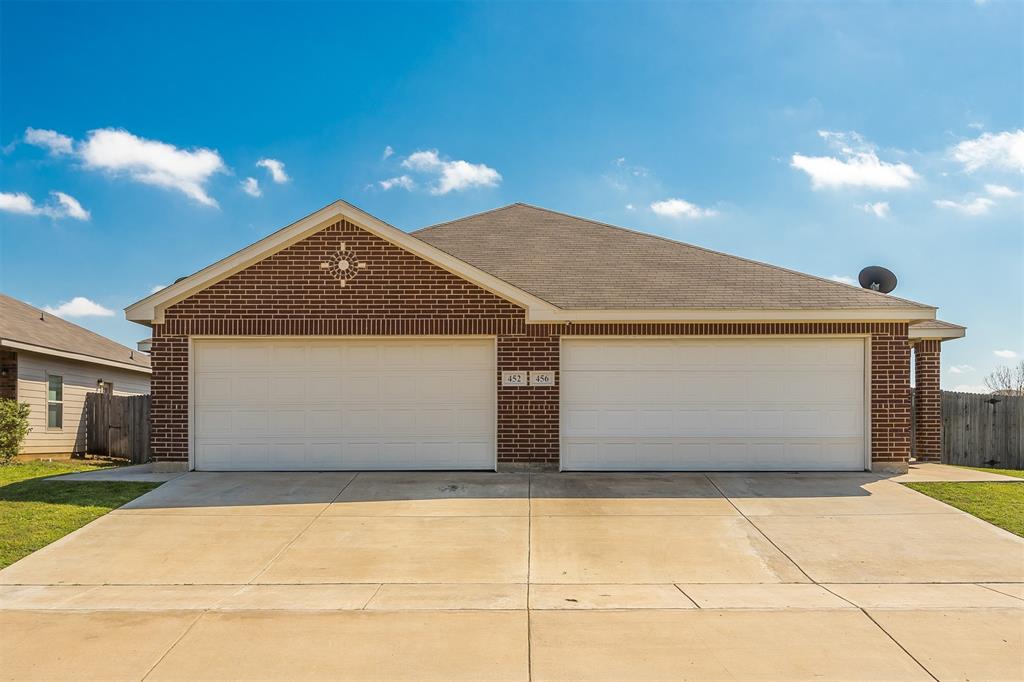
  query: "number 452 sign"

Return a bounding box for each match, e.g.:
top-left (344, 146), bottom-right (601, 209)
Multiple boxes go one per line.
top-left (501, 371), bottom-right (527, 386)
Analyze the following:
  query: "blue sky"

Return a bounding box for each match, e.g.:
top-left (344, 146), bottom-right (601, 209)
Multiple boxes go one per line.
top-left (1, 1), bottom-right (1021, 391)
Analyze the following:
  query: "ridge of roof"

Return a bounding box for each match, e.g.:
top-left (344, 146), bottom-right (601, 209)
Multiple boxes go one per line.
top-left (0, 293), bottom-right (150, 370)
top-left (413, 203), bottom-right (529, 235)
top-left (415, 203), bottom-right (933, 311)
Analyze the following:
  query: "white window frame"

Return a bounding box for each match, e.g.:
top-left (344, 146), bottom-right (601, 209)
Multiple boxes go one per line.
top-left (46, 373), bottom-right (64, 431)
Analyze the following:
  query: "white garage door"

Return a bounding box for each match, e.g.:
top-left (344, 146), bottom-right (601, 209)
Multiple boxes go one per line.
top-left (562, 337), bottom-right (866, 471)
top-left (192, 338), bottom-right (495, 471)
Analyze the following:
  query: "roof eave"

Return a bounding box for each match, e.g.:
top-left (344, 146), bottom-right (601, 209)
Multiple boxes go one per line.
top-left (1, 339), bottom-right (152, 374)
top-left (909, 326), bottom-right (967, 341)
top-left (527, 306), bottom-right (937, 324)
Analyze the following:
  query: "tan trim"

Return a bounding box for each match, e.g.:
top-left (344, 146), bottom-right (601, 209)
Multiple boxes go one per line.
top-left (126, 200), bottom-right (559, 324)
top-left (530, 307), bottom-right (936, 324)
top-left (908, 327), bottom-right (966, 340)
top-left (1, 339), bottom-right (152, 374)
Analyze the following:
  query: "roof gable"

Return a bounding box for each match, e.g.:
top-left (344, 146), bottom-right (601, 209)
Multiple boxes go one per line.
top-left (414, 204), bottom-right (935, 313)
top-left (126, 201), bottom-right (557, 324)
top-left (163, 217), bottom-right (526, 321)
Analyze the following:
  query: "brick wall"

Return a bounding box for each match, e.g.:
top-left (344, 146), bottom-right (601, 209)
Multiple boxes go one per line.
top-left (150, 219), bottom-right (912, 469)
top-left (0, 350), bottom-right (16, 400)
top-left (913, 339), bottom-right (942, 462)
top-left (497, 332), bottom-right (560, 466)
top-left (869, 325), bottom-right (912, 467)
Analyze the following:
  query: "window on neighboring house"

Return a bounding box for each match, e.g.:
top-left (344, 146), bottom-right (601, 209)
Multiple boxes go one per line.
top-left (47, 375), bottom-right (63, 429)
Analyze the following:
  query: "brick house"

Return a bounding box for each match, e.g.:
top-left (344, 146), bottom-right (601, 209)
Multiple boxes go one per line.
top-left (126, 201), bottom-right (964, 473)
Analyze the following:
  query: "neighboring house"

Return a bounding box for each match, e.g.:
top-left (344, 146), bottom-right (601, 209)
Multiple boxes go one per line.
top-left (0, 294), bottom-right (151, 455)
top-left (126, 201), bottom-right (964, 474)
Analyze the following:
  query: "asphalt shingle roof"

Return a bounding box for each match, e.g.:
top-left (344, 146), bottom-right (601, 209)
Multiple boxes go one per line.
top-left (414, 204), bottom-right (934, 311)
top-left (0, 293), bottom-right (150, 370)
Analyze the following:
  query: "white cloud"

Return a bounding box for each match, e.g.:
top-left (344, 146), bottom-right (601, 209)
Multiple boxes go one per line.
top-left (42, 296), bottom-right (114, 318)
top-left (650, 198), bottom-right (718, 219)
top-left (0, 192), bottom-right (39, 215)
top-left (985, 183), bottom-right (1020, 198)
top-left (625, 203), bottom-right (635, 211)
top-left (950, 130), bottom-right (1024, 173)
top-left (861, 201), bottom-right (890, 218)
top-left (79, 128), bottom-right (226, 206)
top-left (791, 130), bottom-right (918, 190)
top-left (953, 384), bottom-right (989, 394)
top-left (604, 157), bottom-right (651, 192)
top-left (994, 349), bottom-right (1019, 359)
top-left (948, 364), bottom-right (974, 375)
top-left (934, 197), bottom-right (995, 216)
top-left (791, 152), bottom-right (917, 190)
top-left (382, 145), bottom-right (394, 160)
top-left (24, 127), bottom-right (74, 155)
top-left (968, 122), bottom-right (985, 131)
top-left (378, 175), bottom-right (415, 191)
top-left (0, 190), bottom-right (89, 220)
top-left (401, 149), bottom-right (502, 195)
top-left (51, 192), bottom-right (90, 220)
top-left (256, 158), bottom-right (289, 183)
top-left (241, 177), bottom-right (262, 197)
top-left (149, 284), bottom-right (167, 294)
top-left (614, 157), bottom-right (650, 178)
top-left (829, 275), bottom-right (857, 286)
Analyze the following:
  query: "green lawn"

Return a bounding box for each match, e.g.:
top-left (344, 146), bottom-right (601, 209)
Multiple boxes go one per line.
top-left (960, 466), bottom-right (1024, 480)
top-left (0, 460), bottom-right (160, 569)
top-left (904, 480), bottom-right (1024, 538)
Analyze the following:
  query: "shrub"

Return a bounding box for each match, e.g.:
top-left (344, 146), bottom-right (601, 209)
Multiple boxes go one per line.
top-left (0, 399), bottom-right (31, 465)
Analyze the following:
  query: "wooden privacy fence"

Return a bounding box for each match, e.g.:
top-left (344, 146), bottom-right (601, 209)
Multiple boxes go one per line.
top-left (922, 390), bottom-right (1023, 470)
top-left (85, 393), bottom-right (151, 464)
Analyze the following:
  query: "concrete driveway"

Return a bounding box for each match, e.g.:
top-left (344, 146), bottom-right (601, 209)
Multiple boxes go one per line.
top-left (1, 467), bottom-right (1022, 681)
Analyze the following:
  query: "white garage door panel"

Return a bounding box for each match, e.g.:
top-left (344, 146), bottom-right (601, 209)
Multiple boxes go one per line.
top-left (193, 338), bottom-right (495, 471)
top-left (562, 338), bottom-right (866, 471)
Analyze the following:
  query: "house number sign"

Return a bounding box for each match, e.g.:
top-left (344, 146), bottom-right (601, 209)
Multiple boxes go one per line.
top-left (529, 371), bottom-right (555, 386)
top-left (502, 371), bottom-right (556, 386)
top-left (501, 371), bottom-right (527, 387)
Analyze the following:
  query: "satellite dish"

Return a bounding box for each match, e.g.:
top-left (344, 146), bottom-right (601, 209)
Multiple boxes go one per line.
top-left (858, 266), bottom-right (898, 294)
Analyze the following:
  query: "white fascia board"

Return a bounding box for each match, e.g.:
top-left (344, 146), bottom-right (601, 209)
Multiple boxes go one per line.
top-left (2, 339), bottom-right (152, 374)
top-left (526, 307), bottom-right (938, 324)
top-left (125, 200), bottom-right (559, 324)
top-left (909, 327), bottom-right (966, 340)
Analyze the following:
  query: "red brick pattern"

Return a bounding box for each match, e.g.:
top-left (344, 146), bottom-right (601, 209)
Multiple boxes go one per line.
top-left (0, 350), bottom-right (17, 400)
top-left (150, 218), bottom-right (913, 469)
top-left (167, 220), bottom-right (523, 322)
top-left (870, 326), bottom-right (912, 466)
top-left (497, 332), bottom-right (560, 466)
top-left (913, 339), bottom-right (942, 462)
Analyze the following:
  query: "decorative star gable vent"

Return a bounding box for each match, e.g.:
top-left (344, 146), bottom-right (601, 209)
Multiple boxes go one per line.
top-left (320, 243), bottom-right (367, 287)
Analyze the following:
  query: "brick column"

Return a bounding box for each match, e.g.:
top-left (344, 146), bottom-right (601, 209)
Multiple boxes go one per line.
top-left (870, 325), bottom-right (912, 473)
top-left (496, 331), bottom-right (560, 470)
top-left (913, 339), bottom-right (942, 463)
